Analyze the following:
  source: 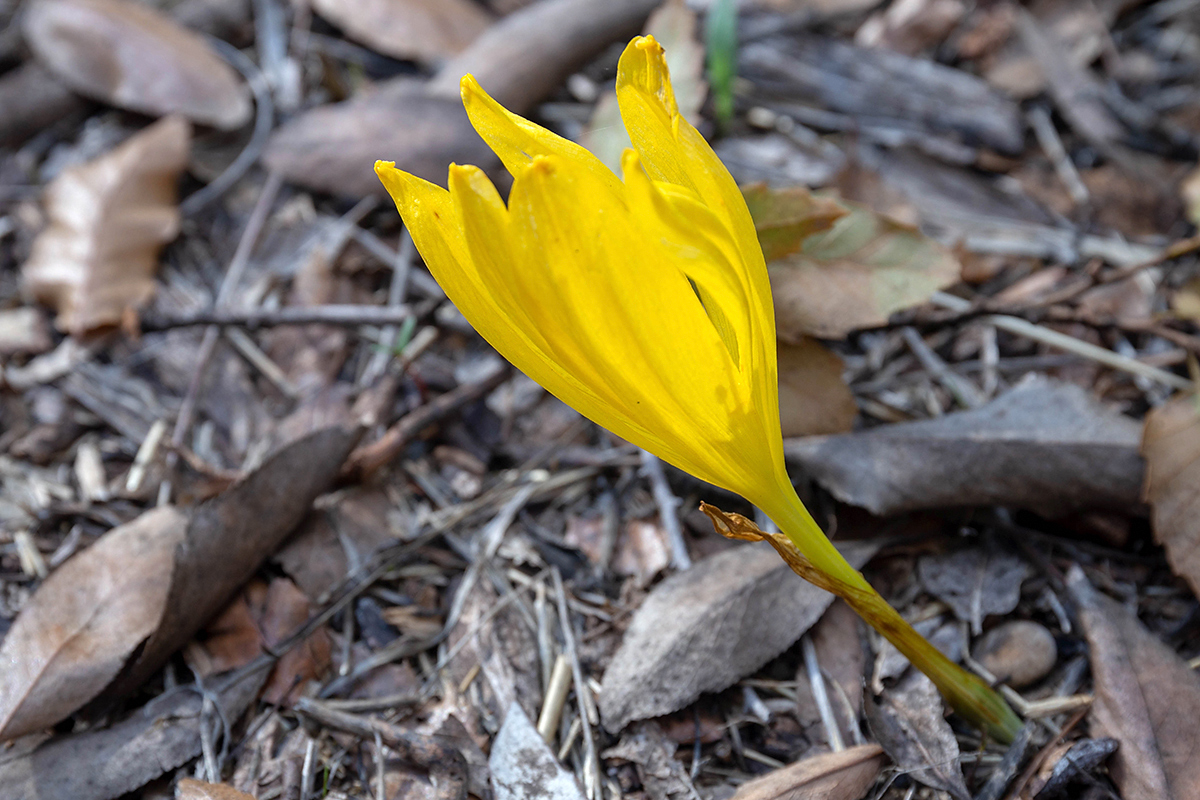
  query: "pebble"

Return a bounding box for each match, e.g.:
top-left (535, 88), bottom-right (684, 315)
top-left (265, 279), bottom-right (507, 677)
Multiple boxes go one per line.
top-left (972, 620), bottom-right (1057, 688)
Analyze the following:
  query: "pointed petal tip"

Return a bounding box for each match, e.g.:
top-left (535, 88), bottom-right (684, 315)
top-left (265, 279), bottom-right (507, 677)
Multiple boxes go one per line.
top-left (459, 74), bottom-right (481, 103)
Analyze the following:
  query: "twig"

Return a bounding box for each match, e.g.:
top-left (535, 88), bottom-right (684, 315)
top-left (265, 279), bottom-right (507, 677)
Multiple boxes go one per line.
top-left (160, 170), bottom-right (284, 504)
top-left (554, 568), bottom-right (601, 800)
top-left (361, 230), bottom-right (416, 386)
top-left (294, 698), bottom-right (468, 800)
top-left (900, 326), bottom-right (985, 408)
top-left (140, 303), bottom-right (423, 331)
top-left (929, 292), bottom-right (1192, 390)
top-left (801, 635), bottom-right (844, 752)
top-left (639, 449), bottom-right (692, 570)
top-left (224, 326), bottom-right (300, 399)
top-left (537, 654), bottom-right (573, 743)
top-left (180, 38), bottom-right (275, 216)
top-left (1004, 706), bottom-right (1089, 800)
top-left (1027, 106), bottom-right (1089, 206)
top-left (342, 362), bottom-right (511, 480)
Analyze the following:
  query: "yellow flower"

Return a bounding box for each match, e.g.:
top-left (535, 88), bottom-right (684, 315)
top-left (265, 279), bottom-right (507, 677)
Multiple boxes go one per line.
top-left (376, 35), bottom-right (1020, 742)
top-left (377, 37), bottom-right (786, 509)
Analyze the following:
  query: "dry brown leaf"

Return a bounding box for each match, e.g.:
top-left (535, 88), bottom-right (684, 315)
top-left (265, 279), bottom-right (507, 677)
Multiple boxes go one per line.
top-left (197, 578), bottom-right (333, 707)
top-left (613, 519), bottom-right (671, 586)
top-left (109, 424), bottom-right (361, 696)
top-left (311, 0), bottom-right (493, 63)
top-left (856, 0), bottom-right (965, 55)
top-left (778, 338), bottom-right (857, 438)
top-left (0, 506), bottom-right (188, 741)
top-left (1067, 566), bottom-right (1200, 800)
top-left (23, 0), bottom-right (250, 129)
top-left (264, 0), bottom-right (660, 197)
top-left (258, 578), bottom-right (332, 706)
top-left (22, 116), bottom-right (190, 335)
top-left (786, 376), bottom-right (1144, 517)
top-left (0, 662), bottom-right (269, 800)
top-left (1142, 393), bottom-right (1200, 597)
top-left (581, 0), bottom-right (706, 172)
top-left (731, 744), bottom-right (887, 800)
top-left (918, 545), bottom-right (1030, 635)
top-left (176, 779), bottom-right (257, 800)
top-left (866, 671), bottom-right (969, 800)
top-left (0, 424), bottom-right (359, 741)
top-left (599, 540), bottom-right (878, 732)
top-left (768, 197), bottom-right (961, 340)
top-left (0, 307), bottom-right (52, 355)
top-left (743, 184), bottom-right (849, 263)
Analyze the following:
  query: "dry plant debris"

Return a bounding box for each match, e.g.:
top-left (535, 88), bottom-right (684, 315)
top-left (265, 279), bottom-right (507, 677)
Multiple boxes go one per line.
top-left (1068, 566), bottom-right (1200, 800)
top-left (22, 0), bottom-right (251, 129)
top-left (599, 541), bottom-right (877, 731)
top-left (2, 0), bottom-right (1200, 798)
top-left (21, 115), bottom-right (191, 335)
top-left (786, 376), bottom-right (1146, 516)
top-left (310, 0), bottom-right (495, 64)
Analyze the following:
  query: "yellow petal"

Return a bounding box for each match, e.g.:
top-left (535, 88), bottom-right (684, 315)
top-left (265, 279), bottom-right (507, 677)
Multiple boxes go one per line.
top-left (616, 37), bottom-right (768, 294)
top-left (460, 75), bottom-right (620, 192)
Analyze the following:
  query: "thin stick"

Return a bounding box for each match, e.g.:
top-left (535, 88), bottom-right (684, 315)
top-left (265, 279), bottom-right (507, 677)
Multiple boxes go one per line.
top-left (140, 303), bottom-right (421, 331)
top-left (930, 292), bottom-right (1191, 390)
top-left (901, 327), bottom-right (984, 408)
top-left (224, 326), bottom-right (299, 399)
top-left (554, 568), bottom-right (601, 800)
top-left (639, 449), bottom-right (692, 570)
top-left (536, 654), bottom-right (573, 743)
top-left (801, 635), bottom-right (844, 752)
top-left (160, 170), bottom-right (283, 505)
top-left (1027, 106), bottom-right (1089, 206)
top-left (361, 230), bottom-right (416, 386)
top-left (180, 38), bottom-right (275, 216)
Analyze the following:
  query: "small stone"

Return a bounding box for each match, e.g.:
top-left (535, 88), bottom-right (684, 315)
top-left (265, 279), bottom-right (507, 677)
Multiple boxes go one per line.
top-left (973, 620), bottom-right (1057, 688)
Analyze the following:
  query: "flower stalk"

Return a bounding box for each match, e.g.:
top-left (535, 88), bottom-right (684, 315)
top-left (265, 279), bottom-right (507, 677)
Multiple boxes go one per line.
top-left (375, 34), bottom-right (1021, 743)
top-left (702, 502), bottom-right (1021, 742)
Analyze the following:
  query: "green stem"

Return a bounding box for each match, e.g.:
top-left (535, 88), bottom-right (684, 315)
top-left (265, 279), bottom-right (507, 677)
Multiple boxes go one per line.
top-left (767, 492), bottom-right (1022, 743)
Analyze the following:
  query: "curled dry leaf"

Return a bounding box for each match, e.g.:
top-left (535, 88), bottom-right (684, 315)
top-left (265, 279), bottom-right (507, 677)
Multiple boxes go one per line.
top-left (777, 338), bottom-right (857, 438)
top-left (0, 662), bottom-right (270, 800)
top-left (865, 671), bottom-right (970, 800)
top-left (1141, 393), bottom-right (1200, 597)
top-left (1067, 566), bottom-right (1200, 800)
top-left (22, 116), bottom-right (190, 335)
top-left (0, 506), bottom-right (187, 741)
top-left (785, 376), bottom-right (1144, 517)
top-left (731, 744), bottom-right (886, 800)
top-left (311, 0), bottom-right (493, 63)
top-left (767, 196), bottom-right (961, 340)
top-left (599, 540), bottom-right (878, 732)
top-left (23, 0), bottom-right (251, 129)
